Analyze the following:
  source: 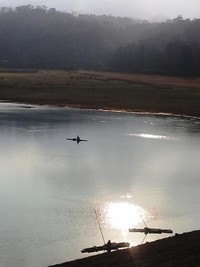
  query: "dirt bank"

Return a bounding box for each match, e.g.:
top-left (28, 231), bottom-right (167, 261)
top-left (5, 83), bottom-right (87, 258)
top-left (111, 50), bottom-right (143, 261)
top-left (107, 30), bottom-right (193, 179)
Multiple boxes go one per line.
top-left (50, 230), bottom-right (200, 267)
top-left (0, 70), bottom-right (200, 118)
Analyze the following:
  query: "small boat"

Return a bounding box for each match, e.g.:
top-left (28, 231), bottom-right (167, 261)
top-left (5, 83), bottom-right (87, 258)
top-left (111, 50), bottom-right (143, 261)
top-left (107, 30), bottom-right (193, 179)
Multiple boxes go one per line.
top-left (81, 240), bottom-right (130, 253)
top-left (67, 135), bottom-right (88, 144)
top-left (81, 209), bottom-right (130, 254)
top-left (129, 216), bottom-right (173, 244)
top-left (129, 227), bottom-right (173, 235)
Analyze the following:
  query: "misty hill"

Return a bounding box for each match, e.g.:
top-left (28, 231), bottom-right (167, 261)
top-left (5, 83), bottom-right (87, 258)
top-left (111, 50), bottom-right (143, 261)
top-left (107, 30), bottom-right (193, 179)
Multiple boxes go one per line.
top-left (0, 5), bottom-right (200, 75)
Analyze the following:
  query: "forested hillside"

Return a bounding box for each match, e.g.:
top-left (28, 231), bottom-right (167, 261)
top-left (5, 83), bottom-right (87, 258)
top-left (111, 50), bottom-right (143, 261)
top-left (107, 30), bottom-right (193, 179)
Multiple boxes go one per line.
top-left (0, 5), bottom-right (200, 75)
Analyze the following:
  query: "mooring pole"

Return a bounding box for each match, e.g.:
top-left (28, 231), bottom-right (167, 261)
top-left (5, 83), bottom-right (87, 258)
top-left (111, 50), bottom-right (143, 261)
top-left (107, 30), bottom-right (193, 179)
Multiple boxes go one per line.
top-left (94, 209), bottom-right (106, 245)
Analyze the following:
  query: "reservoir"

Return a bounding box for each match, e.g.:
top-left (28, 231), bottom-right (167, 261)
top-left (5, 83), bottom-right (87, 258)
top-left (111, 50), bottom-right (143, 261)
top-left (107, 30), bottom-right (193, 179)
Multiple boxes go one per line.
top-left (0, 103), bottom-right (200, 267)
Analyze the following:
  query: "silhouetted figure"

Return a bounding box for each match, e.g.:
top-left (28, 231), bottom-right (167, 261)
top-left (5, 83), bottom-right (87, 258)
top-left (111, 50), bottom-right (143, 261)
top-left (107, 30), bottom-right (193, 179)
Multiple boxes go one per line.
top-left (106, 240), bottom-right (111, 253)
top-left (77, 135), bottom-right (80, 143)
top-left (67, 135), bottom-right (88, 144)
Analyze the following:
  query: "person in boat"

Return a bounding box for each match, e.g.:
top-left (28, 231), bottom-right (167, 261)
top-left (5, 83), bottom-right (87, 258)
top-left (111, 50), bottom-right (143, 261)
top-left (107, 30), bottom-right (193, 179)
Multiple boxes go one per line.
top-left (67, 135), bottom-right (88, 144)
top-left (106, 240), bottom-right (111, 253)
top-left (77, 135), bottom-right (80, 142)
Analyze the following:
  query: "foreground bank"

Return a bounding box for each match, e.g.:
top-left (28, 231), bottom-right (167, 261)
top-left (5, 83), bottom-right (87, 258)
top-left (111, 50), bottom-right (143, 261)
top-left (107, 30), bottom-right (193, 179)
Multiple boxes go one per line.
top-left (0, 70), bottom-right (200, 118)
top-left (50, 230), bottom-right (200, 267)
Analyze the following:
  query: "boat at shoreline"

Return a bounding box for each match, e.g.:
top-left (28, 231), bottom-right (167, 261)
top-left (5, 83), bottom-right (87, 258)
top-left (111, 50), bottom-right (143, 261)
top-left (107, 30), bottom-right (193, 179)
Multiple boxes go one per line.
top-left (81, 241), bottom-right (130, 253)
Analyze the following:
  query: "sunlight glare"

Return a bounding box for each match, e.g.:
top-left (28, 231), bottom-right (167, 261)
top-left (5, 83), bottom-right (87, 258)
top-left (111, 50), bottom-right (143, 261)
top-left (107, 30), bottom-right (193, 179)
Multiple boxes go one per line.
top-left (128, 133), bottom-right (176, 140)
top-left (105, 202), bottom-right (145, 231)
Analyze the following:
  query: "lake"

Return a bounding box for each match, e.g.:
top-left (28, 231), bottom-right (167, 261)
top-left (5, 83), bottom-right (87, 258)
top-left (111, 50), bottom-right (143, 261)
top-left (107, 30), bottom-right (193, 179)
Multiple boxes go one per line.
top-left (0, 103), bottom-right (200, 267)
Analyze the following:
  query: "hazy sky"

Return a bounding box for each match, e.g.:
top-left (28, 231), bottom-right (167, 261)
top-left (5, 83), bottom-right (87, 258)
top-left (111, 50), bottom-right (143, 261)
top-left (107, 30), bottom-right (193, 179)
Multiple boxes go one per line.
top-left (0, 0), bottom-right (200, 20)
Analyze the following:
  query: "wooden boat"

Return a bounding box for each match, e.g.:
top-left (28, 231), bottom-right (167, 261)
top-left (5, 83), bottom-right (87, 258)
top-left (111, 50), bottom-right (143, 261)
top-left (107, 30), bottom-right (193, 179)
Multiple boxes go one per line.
top-left (129, 227), bottom-right (173, 235)
top-left (81, 210), bottom-right (130, 254)
top-left (81, 240), bottom-right (130, 253)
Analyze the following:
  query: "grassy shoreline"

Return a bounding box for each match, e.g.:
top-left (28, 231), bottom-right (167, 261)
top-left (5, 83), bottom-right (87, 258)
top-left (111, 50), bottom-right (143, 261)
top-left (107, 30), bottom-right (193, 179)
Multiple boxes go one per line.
top-left (0, 70), bottom-right (200, 118)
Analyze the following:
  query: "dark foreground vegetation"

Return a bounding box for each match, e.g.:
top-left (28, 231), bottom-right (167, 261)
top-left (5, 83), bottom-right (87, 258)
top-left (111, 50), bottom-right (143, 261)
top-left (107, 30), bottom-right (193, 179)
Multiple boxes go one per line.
top-left (0, 70), bottom-right (200, 117)
top-left (0, 5), bottom-right (200, 76)
top-left (50, 230), bottom-right (200, 267)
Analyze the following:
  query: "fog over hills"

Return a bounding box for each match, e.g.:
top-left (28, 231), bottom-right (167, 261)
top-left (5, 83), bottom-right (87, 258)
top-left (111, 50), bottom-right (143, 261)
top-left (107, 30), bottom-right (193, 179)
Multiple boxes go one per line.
top-left (0, 0), bottom-right (200, 21)
top-left (0, 4), bottom-right (200, 75)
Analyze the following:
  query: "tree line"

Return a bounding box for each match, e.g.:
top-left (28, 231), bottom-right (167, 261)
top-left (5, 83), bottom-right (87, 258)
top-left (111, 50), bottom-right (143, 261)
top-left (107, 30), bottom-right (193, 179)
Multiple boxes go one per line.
top-left (0, 5), bottom-right (200, 76)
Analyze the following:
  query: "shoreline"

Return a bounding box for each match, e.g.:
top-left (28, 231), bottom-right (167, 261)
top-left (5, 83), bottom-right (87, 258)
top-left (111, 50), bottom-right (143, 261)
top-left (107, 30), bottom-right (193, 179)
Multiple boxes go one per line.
top-left (1, 100), bottom-right (200, 121)
top-left (0, 70), bottom-right (200, 118)
top-left (49, 230), bottom-right (200, 267)
top-left (65, 103), bottom-right (200, 120)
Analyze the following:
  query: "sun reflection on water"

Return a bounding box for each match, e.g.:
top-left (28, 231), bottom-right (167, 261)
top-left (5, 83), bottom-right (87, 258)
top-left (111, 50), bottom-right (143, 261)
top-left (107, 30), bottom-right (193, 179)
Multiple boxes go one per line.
top-left (106, 202), bottom-right (144, 230)
top-left (128, 133), bottom-right (176, 140)
top-left (99, 201), bottom-right (147, 232)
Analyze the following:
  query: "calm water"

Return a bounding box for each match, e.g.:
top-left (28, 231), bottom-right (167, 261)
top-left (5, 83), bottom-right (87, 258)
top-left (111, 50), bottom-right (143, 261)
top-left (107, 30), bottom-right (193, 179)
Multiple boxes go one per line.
top-left (0, 103), bottom-right (200, 267)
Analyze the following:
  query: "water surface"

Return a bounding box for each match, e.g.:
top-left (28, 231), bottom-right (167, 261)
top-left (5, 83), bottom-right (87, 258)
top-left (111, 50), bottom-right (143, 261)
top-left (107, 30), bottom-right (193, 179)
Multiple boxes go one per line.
top-left (0, 103), bottom-right (200, 267)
